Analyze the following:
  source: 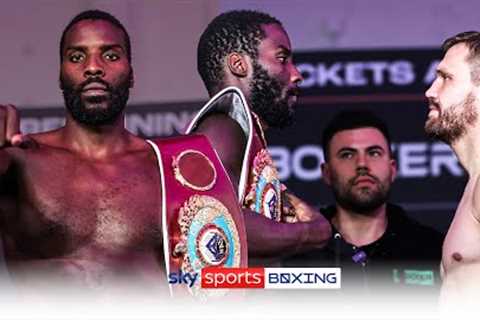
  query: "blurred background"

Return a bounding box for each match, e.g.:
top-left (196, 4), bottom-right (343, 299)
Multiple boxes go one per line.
top-left (2, 0), bottom-right (479, 233)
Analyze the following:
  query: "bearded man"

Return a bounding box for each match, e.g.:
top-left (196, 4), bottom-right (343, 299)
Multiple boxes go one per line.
top-left (185, 10), bottom-right (331, 265)
top-left (285, 110), bottom-right (443, 297)
top-left (0, 9), bottom-right (248, 300)
top-left (425, 31), bottom-right (480, 311)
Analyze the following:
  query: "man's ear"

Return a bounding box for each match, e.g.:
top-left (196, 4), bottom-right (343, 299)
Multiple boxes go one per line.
top-left (390, 158), bottom-right (397, 183)
top-left (226, 52), bottom-right (248, 78)
top-left (129, 69), bottom-right (135, 88)
top-left (321, 163), bottom-right (332, 186)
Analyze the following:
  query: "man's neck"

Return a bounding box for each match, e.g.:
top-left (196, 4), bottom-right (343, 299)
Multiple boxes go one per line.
top-left (332, 204), bottom-right (388, 247)
top-left (60, 115), bottom-right (134, 159)
top-left (450, 125), bottom-right (480, 177)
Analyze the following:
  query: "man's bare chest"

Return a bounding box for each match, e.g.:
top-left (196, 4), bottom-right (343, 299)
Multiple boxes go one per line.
top-left (3, 151), bottom-right (162, 258)
top-left (443, 186), bottom-right (480, 271)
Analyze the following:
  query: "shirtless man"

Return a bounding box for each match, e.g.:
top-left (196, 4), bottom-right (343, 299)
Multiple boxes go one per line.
top-left (424, 31), bottom-right (480, 305)
top-left (187, 10), bottom-right (331, 263)
top-left (0, 10), bottom-right (166, 297)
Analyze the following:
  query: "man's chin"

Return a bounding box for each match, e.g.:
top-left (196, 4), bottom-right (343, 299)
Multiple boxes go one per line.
top-left (353, 193), bottom-right (376, 204)
top-left (424, 121), bottom-right (445, 141)
top-left (287, 96), bottom-right (298, 108)
top-left (83, 95), bottom-right (109, 105)
top-left (351, 187), bottom-right (386, 202)
top-left (81, 99), bottom-right (114, 112)
top-left (84, 104), bottom-right (109, 111)
top-left (425, 116), bottom-right (438, 128)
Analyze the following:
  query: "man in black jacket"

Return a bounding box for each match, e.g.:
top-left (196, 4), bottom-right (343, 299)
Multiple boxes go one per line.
top-left (285, 110), bottom-right (444, 296)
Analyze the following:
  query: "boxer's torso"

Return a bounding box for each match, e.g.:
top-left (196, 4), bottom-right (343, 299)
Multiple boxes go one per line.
top-left (0, 131), bottom-right (165, 292)
top-left (442, 176), bottom-right (480, 275)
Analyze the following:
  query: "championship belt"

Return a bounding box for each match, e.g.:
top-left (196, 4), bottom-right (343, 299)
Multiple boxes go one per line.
top-left (185, 86), bottom-right (283, 221)
top-left (147, 135), bottom-right (247, 297)
top-left (244, 148), bottom-right (282, 222)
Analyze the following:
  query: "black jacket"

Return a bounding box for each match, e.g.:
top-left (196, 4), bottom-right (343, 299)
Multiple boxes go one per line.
top-left (284, 204), bottom-right (444, 294)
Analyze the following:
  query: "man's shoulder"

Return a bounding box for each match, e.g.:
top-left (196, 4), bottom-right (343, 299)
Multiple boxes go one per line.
top-left (196, 112), bottom-right (243, 133)
top-left (387, 203), bottom-right (444, 258)
top-left (388, 204), bottom-right (444, 238)
top-left (0, 131), bottom-right (59, 180)
top-left (193, 112), bottom-right (247, 159)
top-left (26, 128), bottom-right (71, 146)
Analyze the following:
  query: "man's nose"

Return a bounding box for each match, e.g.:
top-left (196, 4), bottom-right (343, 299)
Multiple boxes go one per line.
top-left (356, 154), bottom-right (369, 171)
top-left (290, 63), bottom-right (303, 85)
top-left (425, 80), bottom-right (438, 101)
top-left (84, 55), bottom-right (105, 78)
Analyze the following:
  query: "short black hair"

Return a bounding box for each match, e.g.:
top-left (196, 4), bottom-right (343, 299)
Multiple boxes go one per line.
top-left (197, 10), bottom-right (281, 96)
top-left (322, 110), bottom-right (392, 161)
top-left (442, 31), bottom-right (480, 85)
top-left (59, 9), bottom-right (131, 63)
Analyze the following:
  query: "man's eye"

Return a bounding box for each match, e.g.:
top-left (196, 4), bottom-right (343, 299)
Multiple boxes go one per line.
top-left (104, 52), bottom-right (120, 61)
top-left (339, 152), bottom-right (353, 159)
top-left (278, 56), bottom-right (287, 64)
top-left (69, 53), bottom-right (84, 63)
top-left (439, 73), bottom-right (451, 81)
top-left (369, 150), bottom-right (382, 157)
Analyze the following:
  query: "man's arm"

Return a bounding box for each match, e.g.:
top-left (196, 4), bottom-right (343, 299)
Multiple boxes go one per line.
top-left (471, 177), bottom-right (480, 223)
top-left (0, 104), bottom-right (23, 176)
top-left (195, 114), bottom-right (331, 258)
top-left (0, 104), bottom-right (22, 268)
top-left (195, 113), bottom-right (246, 194)
top-left (244, 209), bottom-right (331, 258)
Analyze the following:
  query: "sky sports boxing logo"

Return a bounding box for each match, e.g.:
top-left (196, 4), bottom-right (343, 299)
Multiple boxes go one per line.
top-left (168, 267), bottom-right (341, 289)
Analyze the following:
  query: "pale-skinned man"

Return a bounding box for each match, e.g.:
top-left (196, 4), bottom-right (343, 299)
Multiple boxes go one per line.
top-left (424, 31), bottom-right (480, 308)
top-left (286, 111), bottom-right (443, 296)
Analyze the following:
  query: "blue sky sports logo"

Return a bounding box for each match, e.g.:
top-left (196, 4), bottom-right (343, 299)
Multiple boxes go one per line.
top-left (168, 271), bottom-right (198, 288)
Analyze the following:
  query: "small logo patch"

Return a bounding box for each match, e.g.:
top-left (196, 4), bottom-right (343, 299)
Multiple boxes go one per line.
top-left (392, 269), bottom-right (435, 286)
top-left (196, 224), bottom-right (229, 266)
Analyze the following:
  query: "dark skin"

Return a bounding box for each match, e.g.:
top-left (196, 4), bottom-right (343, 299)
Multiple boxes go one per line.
top-left (197, 115), bottom-right (329, 259)
top-left (195, 23), bottom-right (331, 258)
top-left (0, 20), bottom-right (165, 293)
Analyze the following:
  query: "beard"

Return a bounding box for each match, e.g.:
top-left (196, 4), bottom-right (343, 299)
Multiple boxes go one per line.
top-left (60, 74), bottom-right (131, 126)
top-left (425, 92), bottom-right (478, 144)
top-left (330, 171), bottom-right (391, 215)
top-left (249, 62), bottom-right (296, 129)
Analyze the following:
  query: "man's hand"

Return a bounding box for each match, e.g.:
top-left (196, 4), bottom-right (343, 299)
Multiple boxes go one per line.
top-left (0, 104), bottom-right (26, 148)
top-left (281, 186), bottom-right (322, 223)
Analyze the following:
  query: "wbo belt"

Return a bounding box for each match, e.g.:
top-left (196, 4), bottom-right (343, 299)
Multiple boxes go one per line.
top-left (147, 135), bottom-right (248, 298)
